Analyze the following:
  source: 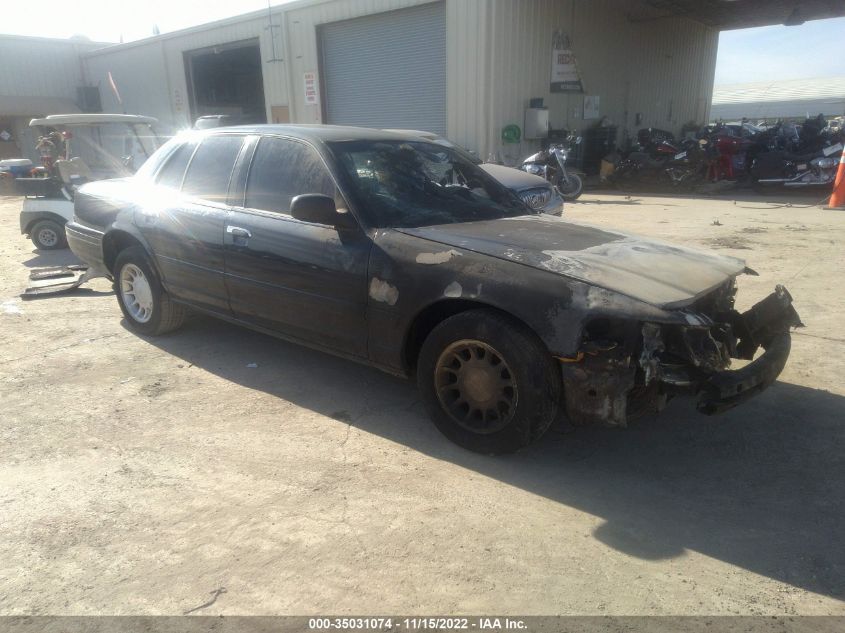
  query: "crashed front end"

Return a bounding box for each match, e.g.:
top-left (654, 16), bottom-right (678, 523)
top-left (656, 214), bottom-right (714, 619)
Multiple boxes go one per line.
top-left (560, 281), bottom-right (803, 427)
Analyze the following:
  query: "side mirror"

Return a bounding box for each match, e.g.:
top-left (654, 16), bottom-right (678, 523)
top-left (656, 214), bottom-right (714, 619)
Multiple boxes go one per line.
top-left (290, 194), bottom-right (342, 226)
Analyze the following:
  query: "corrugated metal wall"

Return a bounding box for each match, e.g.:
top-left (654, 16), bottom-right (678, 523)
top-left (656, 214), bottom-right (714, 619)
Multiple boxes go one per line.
top-left (78, 0), bottom-right (718, 157)
top-left (85, 15), bottom-right (289, 131)
top-left (0, 35), bottom-right (105, 160)
top-left (480, 0), bottom-right (718, 162)
top-left (0, 35), bottom-right (101, 113)
top-left (282, 0), bottom-right (436, 124)
top-left (627, 11), bottom-right (719, 134)
top-left (84, 43), bottom-right (174, 127)
top-left (321, 2), bottom-right (448, 134)
top-left (280, 0), bottom-right (717, 159)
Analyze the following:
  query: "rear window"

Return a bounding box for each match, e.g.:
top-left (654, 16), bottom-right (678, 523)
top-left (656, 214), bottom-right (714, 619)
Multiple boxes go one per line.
top-left (181, 135), bottom-right (245, 204)
top-left (156, 141), bottom-right (196, 189)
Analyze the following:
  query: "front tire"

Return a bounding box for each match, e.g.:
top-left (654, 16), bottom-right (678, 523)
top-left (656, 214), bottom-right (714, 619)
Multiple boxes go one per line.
top-left (417, 310), bottom-right (561, 455)
top-left (557, 173), bottom-right (584, 200)
top-left (113, 246), bottom-right (186, 335)
top-left (30, 219), bottom-right (67, 250)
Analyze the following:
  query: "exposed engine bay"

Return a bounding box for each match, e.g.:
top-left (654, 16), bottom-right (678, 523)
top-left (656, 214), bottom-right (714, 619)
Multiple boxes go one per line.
top-left (560, 281), bottom-right (803, 427)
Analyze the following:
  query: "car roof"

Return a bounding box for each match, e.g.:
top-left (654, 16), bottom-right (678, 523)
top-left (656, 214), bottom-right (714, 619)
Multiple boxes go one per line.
top-left (29, 114), bottom-right (159, 127)
top-left (204, 124), bottom-right (434, 143)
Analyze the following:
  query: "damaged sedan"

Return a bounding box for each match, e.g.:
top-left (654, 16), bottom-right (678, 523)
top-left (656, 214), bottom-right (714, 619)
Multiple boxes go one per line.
top-left (66, 126), bottom-right (802, 454)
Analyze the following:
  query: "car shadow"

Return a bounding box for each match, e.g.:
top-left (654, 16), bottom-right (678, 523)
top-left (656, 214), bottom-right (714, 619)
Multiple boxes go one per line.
top-left (22, 248), bottom-right (83, 269)
top-left (141, 315), bottom-right (844, 600)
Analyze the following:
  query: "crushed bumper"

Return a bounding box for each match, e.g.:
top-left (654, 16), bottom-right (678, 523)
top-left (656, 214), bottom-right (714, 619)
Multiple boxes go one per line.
top-left (65, 221), bottom-right (107, 272)
top-left (696, 332), bottom-right (791, 415)
top-left (682, 285), bottom-right (801, 415)
top-left (559, 285), bottom-right (802, 427)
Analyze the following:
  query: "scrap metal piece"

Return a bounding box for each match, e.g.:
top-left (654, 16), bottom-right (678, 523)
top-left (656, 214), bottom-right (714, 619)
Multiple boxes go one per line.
top-left (638, 323), bottom-right (664, 385)
top-left (697, 332), bottom-right (792, 415)
top-left (22, 266), bottom-right (104, 297)
top-left (560, 349), bottom-right (636, 428)
top-left (27, 264), bottom-right (88, 280)
top-left (734, 285), bottom-right (803, 359)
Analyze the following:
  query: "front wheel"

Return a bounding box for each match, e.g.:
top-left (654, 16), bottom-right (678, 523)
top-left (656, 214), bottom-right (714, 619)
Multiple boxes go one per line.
top-left (557, 172), bottom-right (584, 200)
top-left (417, 310), bottom-right (561, 455)
top-left (113, 246), bottom-right (186, 335)
top-left (30, 219), bottom-right (67, 250)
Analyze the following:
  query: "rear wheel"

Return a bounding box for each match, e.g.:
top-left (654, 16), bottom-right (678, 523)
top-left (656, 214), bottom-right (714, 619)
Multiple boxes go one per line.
top-left (30, 219), bottom-right (67, 250)
top-left (113, 246), bottom-right (186, 335)
top-left (417, 310), bottom-right (561, 455)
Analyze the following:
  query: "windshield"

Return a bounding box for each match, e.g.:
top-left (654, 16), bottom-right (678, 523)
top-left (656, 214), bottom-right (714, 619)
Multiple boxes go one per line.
top-left (43, 122), bottom-right (162, 179)
top-left (327, 140), bottom-right (531, 228)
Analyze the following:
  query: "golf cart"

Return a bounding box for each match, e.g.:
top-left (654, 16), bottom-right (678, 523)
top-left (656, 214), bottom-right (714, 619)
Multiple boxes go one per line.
top-left (17, 114), bottom-right (163, 250)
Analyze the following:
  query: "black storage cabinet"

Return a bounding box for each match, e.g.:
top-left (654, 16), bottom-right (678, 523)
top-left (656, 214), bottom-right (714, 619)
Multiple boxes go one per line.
top-left (582, 126), bottom-right (618, 175)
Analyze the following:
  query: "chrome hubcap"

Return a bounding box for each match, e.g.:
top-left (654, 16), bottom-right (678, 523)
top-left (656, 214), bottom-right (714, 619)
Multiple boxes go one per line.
top-left (434, 340), bottom-right (518, 434)
top-left (38, 228), bottom-right (58, 247)
top-left (120, 263), bottom-right (154, 323)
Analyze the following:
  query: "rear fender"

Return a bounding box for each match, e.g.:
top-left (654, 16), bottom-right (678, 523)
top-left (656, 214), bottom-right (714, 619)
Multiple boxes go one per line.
top-left (102, 221), bottom-right (165, 284)
top-left (20, 198), bottom-right (74, 234)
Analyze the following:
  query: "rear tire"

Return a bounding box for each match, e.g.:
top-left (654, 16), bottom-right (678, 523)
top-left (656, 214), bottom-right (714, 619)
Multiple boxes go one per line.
top-left (417, 309), bottom-right (561, 455)
top-left (113, 246), bottom-right (186, 336)
top-left (30, 219), bottom-right (67, 250)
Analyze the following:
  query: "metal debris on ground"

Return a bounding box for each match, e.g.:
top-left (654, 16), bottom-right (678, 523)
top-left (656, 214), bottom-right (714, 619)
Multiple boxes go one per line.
top-left (22, 265), bottom-right (102, 298)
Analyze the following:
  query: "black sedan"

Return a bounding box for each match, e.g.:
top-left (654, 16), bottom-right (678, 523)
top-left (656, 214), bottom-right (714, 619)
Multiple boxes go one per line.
top-left (66, 126), bottom-right (801, 454)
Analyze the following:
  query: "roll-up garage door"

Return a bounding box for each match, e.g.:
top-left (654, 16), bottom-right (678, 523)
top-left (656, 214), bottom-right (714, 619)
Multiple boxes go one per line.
top-left (320, 2), bottom-right (447, 136)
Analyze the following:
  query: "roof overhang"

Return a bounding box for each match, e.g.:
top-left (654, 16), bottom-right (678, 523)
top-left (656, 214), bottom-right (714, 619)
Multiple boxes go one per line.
top-left (28, 114), bottom-right (159, 127)
top-left (626, 0), bottom-right (845, 30)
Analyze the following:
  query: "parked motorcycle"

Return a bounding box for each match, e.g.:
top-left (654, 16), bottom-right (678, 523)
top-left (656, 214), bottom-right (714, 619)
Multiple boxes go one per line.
top-left (635, 128), bottom-right (679, 159)
top-left (609, 138), bottom-right (714, 189)
top-left (520, 134), bottom-right (584, 200)
top-left (750, 142), bottom-right (843, 189)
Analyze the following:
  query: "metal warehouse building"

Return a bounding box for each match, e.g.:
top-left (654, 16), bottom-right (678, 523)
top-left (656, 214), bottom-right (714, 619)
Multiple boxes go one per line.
top-left (0, 35), bottom-right (105, 159)
top-left (3, 0), bottom-right (844, 162)
top-left (711, 76), bottom-right (845, 122)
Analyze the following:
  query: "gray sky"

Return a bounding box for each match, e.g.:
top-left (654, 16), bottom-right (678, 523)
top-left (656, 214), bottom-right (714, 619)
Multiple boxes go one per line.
top-left (5, 2), bottom-right (845, 86)
top-left (5, 0), bottom-right (282, 42)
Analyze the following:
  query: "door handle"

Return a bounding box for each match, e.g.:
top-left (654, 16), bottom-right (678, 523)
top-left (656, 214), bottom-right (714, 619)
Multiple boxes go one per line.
top-left (226, 226), bottom-right (252, 239)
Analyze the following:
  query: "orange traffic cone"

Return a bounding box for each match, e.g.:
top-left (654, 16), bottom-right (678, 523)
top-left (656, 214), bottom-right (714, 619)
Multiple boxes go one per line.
top-left (830, 152), bottom-right (845, 209)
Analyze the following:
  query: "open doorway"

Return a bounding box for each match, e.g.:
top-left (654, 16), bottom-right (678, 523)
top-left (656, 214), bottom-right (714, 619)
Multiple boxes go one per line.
top-left (184, 39), bottom-right (267, 125)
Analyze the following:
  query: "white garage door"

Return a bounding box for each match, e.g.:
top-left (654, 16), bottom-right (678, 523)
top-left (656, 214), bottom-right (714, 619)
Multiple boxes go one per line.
top-left (321, 2), bottom-right (447, 136)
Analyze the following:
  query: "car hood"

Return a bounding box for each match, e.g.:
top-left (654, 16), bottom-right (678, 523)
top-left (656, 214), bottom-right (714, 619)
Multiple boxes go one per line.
top-left (396, 215), bottom-right (747, 309)
top-left (480, 163), bottom-right (550, 191)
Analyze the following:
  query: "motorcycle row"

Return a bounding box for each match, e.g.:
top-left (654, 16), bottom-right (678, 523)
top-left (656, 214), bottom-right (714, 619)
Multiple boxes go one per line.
top-left (606, 115), bottom-right (844, 192)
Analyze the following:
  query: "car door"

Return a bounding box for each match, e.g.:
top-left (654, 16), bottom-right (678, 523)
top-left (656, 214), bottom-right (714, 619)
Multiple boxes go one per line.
top-left (139, 134), bottom-right (245, 313)
top-left (223, 135), bottom-right (371, 358)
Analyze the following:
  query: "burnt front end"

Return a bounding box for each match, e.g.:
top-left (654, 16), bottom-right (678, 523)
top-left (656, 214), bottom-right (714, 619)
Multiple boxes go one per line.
top-left (560, 282), bottom-right (803, 427)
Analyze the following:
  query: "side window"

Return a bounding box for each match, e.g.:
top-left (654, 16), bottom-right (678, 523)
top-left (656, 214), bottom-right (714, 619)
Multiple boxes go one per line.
top-left (155, 141), bottom-right (196, 189)
top-left (181, 135), bottom-right (245, 204)
top-left (245, 137), bottom-right (336, 215)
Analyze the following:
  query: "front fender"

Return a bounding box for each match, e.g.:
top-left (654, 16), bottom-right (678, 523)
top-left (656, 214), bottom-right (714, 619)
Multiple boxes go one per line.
top-left (366, 229), bottom-right (686, 373)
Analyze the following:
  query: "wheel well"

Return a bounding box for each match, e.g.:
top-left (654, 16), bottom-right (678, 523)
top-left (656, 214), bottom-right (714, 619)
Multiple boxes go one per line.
top-left (102, 231), bottom-right (145, 274)
top-left (25, 213), bottom-right (67, 235)
top-left (402, 299), bottom-right (543, 375)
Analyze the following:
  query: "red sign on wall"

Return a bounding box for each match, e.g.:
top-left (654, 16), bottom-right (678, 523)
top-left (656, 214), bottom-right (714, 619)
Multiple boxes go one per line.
top-left (304, 72), bottom-right (320, 106)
